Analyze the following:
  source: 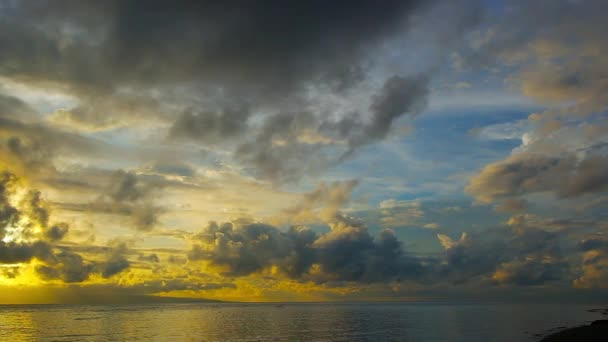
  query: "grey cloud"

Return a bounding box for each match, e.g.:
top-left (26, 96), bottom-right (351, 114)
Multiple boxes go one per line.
top-left (36, 242), bottom-right (133, 282)
top-left (281, 180), bottom-right (358, 224)
top-left (168, 106), bottom-right (250, 145)
top-left (494, 199), bottom-right (527, 213)
top-left (235, 74), bottom-right (430, 181)
top-left (0, 171), bottom-right (67, 264)
top-left (90, 170), bottom-right (164, 231)
top-left (579, 239), bottom-right (608, 252)
top-left (467, 153), bottom-right (608, 204)
top-left (105, 170), bottom-right (150, 202)
top-left (188, 222), bottom-right (310, 277)
top-left (492, 257), bottom-right (567, 286)
top-left (0, 117), bottom-right (115, 185)
top-left (458, 0), bottom-right (608, 118)
top-left (0, 93), bottom-right (38, 121)
top-left (37, 251), bottom-right (94, 283)
top-left (144, 161), bottom-right (196, 178)
top-left (45, 223), bottom-right (69, 241)
top-left (0, 170), bottom-right (132, 282)
top-left (0, 0), bottom-right (454, 183)
top-left (0, 0), bottom-right (430, 124)
top-left (187, 215), bottom-right (575, 286)
top-left (100, 242), bottom-right (130, 278)
top-left (138, 253), bottom-right (159, 263)
top-left (136, 279), bottom-right (236, 293)
top-left (313, 217), bottom-right (424, 282)
top-left (574, 237), bottom-right (608, 288)
top-left (0, 241), bottom-right (52, 264)
top-left (188, 217), bottom-right (424, 283)
top-left (355, 75), bottom-right (429, 147)
top-left (101, 254), bottom-right (129, 278)
top-left (437, 227), bottom-right (568, 286)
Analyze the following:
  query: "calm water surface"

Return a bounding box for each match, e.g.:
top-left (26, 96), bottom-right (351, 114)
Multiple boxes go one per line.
top-left (0, 302), bottom-right (604, 341)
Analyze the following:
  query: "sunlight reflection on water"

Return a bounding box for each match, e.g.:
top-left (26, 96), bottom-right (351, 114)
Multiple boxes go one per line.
top-left (0, 303), bottom-right (603, 341)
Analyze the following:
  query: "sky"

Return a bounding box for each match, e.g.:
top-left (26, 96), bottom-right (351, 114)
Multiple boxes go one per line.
top-left (0, 0), bottom-right (607, 304)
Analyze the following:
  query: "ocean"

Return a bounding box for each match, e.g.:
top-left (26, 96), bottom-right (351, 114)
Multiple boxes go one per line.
top-left (0, 302), bottom-right (604, 341)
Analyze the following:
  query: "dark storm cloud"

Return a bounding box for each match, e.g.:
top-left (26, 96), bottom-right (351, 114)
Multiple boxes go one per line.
top-left (188, 217), bottom-right (424, 283)
top-left (45, 223), bottom-right (69, 241)
top-left (0, 0), bottom-right (453, 182)
top-left (168, 105), bottom-right (251, 145)
top-left (188, 222), bottom-right (313, 277)
top-left (234, 111), bottom-right (329, 182)
top-left (579, 238), bottom-right (608, 252)
top-left (186, 215), bottom-right (580, 286)
top-left (351, 75), bottom-right (429, 147)
top-left (36, 242), bottom-right (135, 283)
top-left (99, 241), bottom-right (131, 278)
top-left (313, 216), bottom-right (425, 282)
top-left (36, 251), bottom-right (94, 283)
top-left (101, 254), bottom-right (129, 278)
top-left (0, 241), bottom-right (52, 264)
top-left (0, 0), bottom-right (430, 109)
top-left (437, 227), bottom-right (569, 286)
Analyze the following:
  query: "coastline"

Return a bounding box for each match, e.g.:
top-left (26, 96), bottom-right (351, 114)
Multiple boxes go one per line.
top-left (539, 320), bottom-right (608, 341)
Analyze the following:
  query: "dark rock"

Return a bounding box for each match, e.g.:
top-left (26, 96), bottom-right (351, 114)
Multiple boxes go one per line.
top-left (539, 320), bottom-right (608, 341)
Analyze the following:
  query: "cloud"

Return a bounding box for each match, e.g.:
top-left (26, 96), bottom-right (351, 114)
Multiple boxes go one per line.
top-left (0, 0), bottom-right (478, 185)
top-left (357, 75), bottom-right (429, 147)
top-left (36, 251), bottom-right (94, 283)
top-left (312, 216), bottom-right (424, 282)
top-left (230, 72), bottom-right (431, 182)
top-left (574, 238), bottom-right (608, 288)
top-left (467, 153), bottom-right (608, 203)
top-left (0, 171), bottom-right (67, 263)
top-left (0, 170), bottom-right (131, 283)
top-left (94, 240), bottom-right (131, 279)
top-left (437, 232), bottom-right (469, 250)
top-left (491, 257), bottom-right (567, 286)
top-left (280, 180), bottom-right (358, 224)
top-left (85, 170), bottom-right (164, 231)
top-left (188, 222), bottom-right (316, 277)
top-left (0, 92), bottom-right (38, 121)
top-left (378, 199), bottom-right (424, 228)
top-left (0, 0), bottom-right (460, 190)
top-left (168, 105), bottom-right (250, 145)
top-left (0, 0), bottom-right (430, 125)
top-left (138, 253), bottom-right (159, 263)
top-left (467, 120), bottom-right (608, 207)
top-left (435, 226), bottom-right (570, 286)
top-left (188, 216), bottom-right (424, 283)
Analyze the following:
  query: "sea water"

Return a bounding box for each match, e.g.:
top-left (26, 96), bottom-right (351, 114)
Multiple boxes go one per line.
top-left (0, 302), bottom-right (604, 341)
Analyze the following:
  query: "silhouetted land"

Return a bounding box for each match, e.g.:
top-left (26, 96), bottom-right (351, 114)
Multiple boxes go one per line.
top-left (539, 319), bottom-right (608, 341)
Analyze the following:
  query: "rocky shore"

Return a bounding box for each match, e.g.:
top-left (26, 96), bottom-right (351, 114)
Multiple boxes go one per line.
top-left (539, 319), bottom-right (608, 341)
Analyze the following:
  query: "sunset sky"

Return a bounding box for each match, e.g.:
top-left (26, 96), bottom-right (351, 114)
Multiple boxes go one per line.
top-left (1, 0), bottom-right (607, 303)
